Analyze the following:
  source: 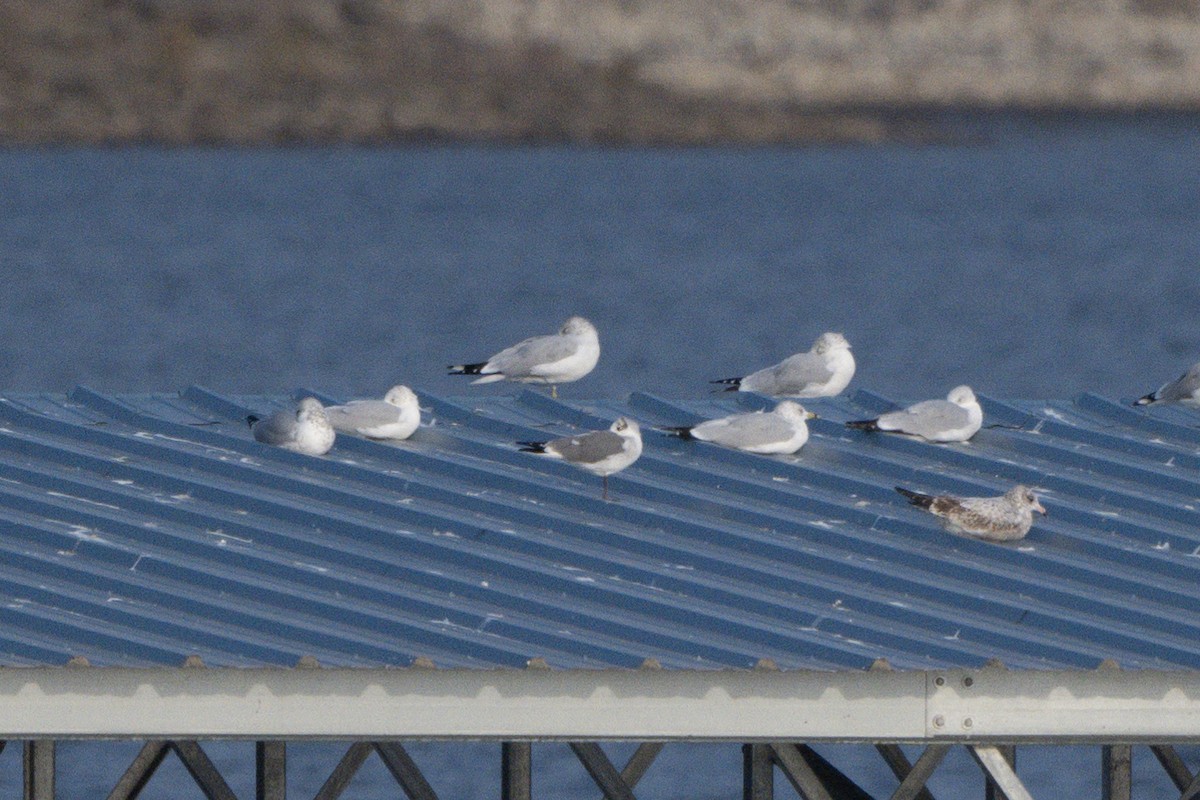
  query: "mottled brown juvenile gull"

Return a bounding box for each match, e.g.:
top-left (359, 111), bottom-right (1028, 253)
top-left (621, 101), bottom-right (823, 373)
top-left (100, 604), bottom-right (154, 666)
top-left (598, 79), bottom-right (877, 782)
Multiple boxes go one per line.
top-left (663, 400), bottom-right (816, 454)
top-left (246, 397), bottom-right (335, 456)
top-left (712, 332), bottom-right (855, 398)
top-left (449, 316), bottom-right (600, 398)
top-left (325, 385), bottom-right (421, 441)
top-left (895, 485), bottom-right (1046, 542)
top-left (1134, 361), bottom-right (1200, 407)
top-left (846, 385), bottom-right (983, 443)
top-left (518, 417), bottom-right (642, 500)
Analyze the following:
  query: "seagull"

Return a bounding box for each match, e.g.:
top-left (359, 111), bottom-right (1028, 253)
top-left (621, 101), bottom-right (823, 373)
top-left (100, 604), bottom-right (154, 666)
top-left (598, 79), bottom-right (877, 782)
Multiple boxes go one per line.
top-left (846, 385), bottom-right (983, 443)
top-left (324, 385), bottom-right (421, 441)
top-left (449, 316), bottom-right (600, 398)
top-left (246, 397), bottom-right (335, 456)
top-left (663, 401), bottom-right (816, 454)
top-left (518, 417), bottom-right (642, 500)
top-left (712, 332), bottom-right (855, 398)
top-left (894, 485), bottom-right (1046, 542)
top-left (1134, 361), bottom-right (1200, 406)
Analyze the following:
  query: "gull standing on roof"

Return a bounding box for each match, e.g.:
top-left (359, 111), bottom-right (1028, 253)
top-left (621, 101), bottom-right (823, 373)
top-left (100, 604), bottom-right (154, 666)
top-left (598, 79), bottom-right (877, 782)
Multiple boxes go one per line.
top-left (246, 397), bottom-right (335, 456)
top-left (325, 385), bottom-right (421, 441)
top-left (1134, 361), bottom-right (1200, 407)
top-left (894, 485), bottom-right (1046, 542)
top-left (846, 385), bottom-right (983, 443)
top-left (712, 332), bottom-right (855, 398)
top-left (449, 316), bottom-right (600, 398)
top-left (518, 417), bottom-right (642, 500)
top-left (663, 401), bottom-right (816, 454)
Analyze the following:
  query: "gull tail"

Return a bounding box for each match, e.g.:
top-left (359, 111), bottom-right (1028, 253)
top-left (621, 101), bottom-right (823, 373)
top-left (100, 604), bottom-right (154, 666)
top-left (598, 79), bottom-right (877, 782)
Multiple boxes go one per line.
top-left (517, 441), bottom-right (548, 454)
top-left (448, 362), bottom-right (487, 376)
top-left (1133, 392), bottom-right (1156, 406)
top-left (895, 486), bottom-right (936, 510)
top-left (846, 419), bottom-right (881, 432)
top-left (662, 426), bottom-right (696, 441)
top-left (710, 377), bottom-right (742, 392)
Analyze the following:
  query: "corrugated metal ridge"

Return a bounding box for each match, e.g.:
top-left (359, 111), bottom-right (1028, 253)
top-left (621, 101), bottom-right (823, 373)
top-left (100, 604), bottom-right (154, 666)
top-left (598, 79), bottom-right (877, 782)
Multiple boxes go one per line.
top-left (0, 386), bottom-right (1196, 670)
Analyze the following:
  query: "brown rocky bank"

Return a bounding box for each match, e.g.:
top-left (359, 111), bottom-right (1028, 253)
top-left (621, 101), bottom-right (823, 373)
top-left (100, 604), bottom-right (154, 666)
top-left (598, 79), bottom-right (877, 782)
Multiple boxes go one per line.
top-left (3, 0), bottom-right (1200, 145)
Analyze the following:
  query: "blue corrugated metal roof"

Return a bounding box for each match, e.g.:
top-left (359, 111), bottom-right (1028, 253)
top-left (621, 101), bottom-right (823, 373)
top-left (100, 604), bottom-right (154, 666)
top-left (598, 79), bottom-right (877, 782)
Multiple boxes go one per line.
top-left (0, 386), bottom-right (1197, 670)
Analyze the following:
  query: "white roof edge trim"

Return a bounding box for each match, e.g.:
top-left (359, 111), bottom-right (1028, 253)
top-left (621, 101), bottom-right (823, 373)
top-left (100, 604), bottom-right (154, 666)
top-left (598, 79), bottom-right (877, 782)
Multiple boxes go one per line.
top-left (0, 667), bottom-right (1197, 742)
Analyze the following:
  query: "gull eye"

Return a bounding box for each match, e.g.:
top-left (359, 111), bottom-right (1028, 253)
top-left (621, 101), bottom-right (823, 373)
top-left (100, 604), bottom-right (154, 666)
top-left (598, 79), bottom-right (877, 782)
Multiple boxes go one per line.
top-left (616, 420), bottom-right (626, 431)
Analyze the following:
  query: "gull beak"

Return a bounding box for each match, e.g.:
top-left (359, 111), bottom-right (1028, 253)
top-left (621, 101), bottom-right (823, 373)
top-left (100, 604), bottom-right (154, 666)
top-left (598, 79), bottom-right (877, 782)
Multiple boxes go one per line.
top-left (805, 411), bottom-right (818, 420)
top-left (1034, 499), bottom-right (1047, 516)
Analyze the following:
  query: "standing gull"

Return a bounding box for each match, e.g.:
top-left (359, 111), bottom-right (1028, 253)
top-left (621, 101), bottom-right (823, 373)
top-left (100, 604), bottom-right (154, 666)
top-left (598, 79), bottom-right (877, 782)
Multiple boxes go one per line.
top-left (1134, 361), bottom-right (1200, 406)
top-left (712, 332), bottom-right (855, 398)
top-left (663, 401), bottom-right (816, 454)
top-left (325, 385), bottom-right (421, 441)
top-left (449, 316), bottom-right (600, 398)
top-left (518, 417), bottom-right (642, 500)
top-left (246, 397), bottom-right (335, 456)
top-left (846, 385), bottom-right (983, 443)
top-left (895, 485), bottom-right (1046, 542)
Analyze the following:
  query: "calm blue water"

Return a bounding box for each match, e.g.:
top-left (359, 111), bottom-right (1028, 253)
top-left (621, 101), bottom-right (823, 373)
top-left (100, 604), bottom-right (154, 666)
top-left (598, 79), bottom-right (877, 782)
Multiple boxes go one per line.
top-left (1, 114), bottom-right (1199, 796)
top-left (3, 114), bottom-right (1200, 403)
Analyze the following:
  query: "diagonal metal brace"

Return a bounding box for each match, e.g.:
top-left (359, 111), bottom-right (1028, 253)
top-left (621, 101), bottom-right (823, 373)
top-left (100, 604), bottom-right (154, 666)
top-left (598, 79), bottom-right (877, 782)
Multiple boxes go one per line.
top-left (171, 741), bottom-right (239, 800)
top-left (969, 746), bottom-right (1033, 800)
top-left (374, 742), bottom-right (439, 800)
top-left (570, 742), bottom-right (638, 800)
top-left (769, 744), bottom-right (835, 800)
top-left (887, 744), bottom-right (948, 800)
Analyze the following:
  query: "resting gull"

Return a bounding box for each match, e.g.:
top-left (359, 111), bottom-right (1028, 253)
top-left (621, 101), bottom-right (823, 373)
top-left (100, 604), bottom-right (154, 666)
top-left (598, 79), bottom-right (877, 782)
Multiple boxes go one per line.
top-left (450, 316), bottom-right (600, 398)
top-left (846, 385), bottom-right (982, 443)
top-left (895, 485), bottom-right (1046, 542)
top-left (518, 417), bottom-right (642, 500)
top-left (325, 385), bottom-right (421, 441)
top-left (663, 401), bottom-right (816, 454)
top-left (1134, 361), bottom-right (1200, 407)
top-left (246, 397), bottom-right (335, 456)
top-left (712, 332), bottom-right (855, 398)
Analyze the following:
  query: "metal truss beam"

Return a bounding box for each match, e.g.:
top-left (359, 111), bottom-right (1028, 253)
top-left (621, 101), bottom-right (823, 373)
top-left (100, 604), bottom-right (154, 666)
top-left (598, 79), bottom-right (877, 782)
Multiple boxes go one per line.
top-left (2, 667), bottom-right (1199, 742)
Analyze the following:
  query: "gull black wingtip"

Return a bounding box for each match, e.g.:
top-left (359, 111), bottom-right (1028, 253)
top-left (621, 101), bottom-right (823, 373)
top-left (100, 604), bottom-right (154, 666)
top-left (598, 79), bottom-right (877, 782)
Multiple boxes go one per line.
top-left (661, 426), bottom-right (696, 440)
top-left (517, 441), bottom-right (548, 453)
top-left (846, 419), bottom-right (880, 432)
top-left (245, 415), bottom-right (260, 428)
top-left (1133, 393), bottom-right (1155, 407)
top-left (894, 486), bottom-right (934, 509)
top-left (710, 377), bottom-right (742, 392)
top-left (448, 362), bottom-right (487, 376)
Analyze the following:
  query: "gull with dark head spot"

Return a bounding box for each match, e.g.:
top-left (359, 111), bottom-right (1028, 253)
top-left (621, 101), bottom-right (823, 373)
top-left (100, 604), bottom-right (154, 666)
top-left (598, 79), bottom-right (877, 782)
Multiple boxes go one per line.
top-left (663, 401), bottom-right (816, 454)
top-left (518, 417), bottom-right (642, 500)
top-left (1134, 361), bottom-right (1200, 407)
top-left (895, 484), bottom-right (1046, 542)
top-left (847, 385), bottom-right (982, 443)
top-left (712, 332), bottom-right (855, 398)
top-left (246, 397), bottom-right (335, 456)
top-left (449, 316), bottom-right (600, 398)
top-left (325, 385), bottom-right (421, 441)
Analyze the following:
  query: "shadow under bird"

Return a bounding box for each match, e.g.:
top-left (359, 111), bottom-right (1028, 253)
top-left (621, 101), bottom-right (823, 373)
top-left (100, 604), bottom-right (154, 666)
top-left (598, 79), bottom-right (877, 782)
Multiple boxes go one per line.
top-left (1134, 361), bottom-right (1200, 406)
top-left (894, 485), bottom-right (1046, 542)
top-left (663, 400), bottom-right (816, 454)
top-left (324, 385), bottom-right (421, 441)
top-left (518, 417), bottom-right (642, 500)
top-left (246, 397), bottom-right (335, 456)
top-left (712, 332), bottom-right (855, 398)
top-left (846, 385), bottom-right (983, 443)
top-left (448, 316), bottom-right (600, 398)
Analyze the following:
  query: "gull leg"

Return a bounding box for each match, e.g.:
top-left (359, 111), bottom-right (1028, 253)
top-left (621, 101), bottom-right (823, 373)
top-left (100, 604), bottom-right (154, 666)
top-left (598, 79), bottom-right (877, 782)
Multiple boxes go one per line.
top-left (602, 475), bottom-right (609, 501)
top-left (551, 385), bottom-right (558, 399)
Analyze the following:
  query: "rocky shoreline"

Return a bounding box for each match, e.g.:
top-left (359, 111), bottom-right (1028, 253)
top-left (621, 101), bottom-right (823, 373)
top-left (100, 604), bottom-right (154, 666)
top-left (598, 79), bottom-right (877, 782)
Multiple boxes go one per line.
top-left (4, 0), bottom-right (1200, 145)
